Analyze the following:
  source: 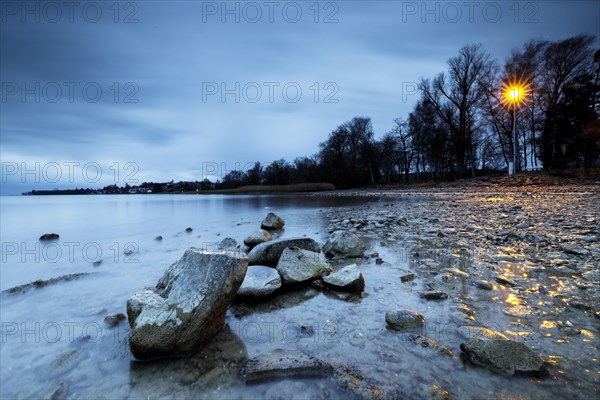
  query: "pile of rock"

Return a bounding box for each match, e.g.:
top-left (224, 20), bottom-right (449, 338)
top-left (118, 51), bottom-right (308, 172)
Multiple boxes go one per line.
top-left (126, 212), bottom-right (367, 360)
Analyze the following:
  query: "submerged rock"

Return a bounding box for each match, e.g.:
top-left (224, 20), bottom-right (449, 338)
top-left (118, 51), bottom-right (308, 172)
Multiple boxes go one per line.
top-left (323, 230), bottom-right (365, 258)
top-left (385, 309), bottom-right (425, 331)
top-left (3, 273), bottom-right (91, 296)
top-left (243, 229), bottom-right (272, 248)
top-left (460, 338), bottom-right (545, 375)
top-left (46, 380), bottom-right (69, 400)
top-left (104, 313), bottom-right (126, 328)
top-left (127, 248), bottom-right (247, 360)
top-left (247, 238), bottom-right (321, 266)
top-left (407, 334), bottom-right (453, 357)
top-left (241, 349), bottom-right (332, 381)
top-left (276, 247), bottom-right (329, 285)
top-left (323, 264), bottom-right (365, 292)
top-left (333, 365), bottom-right (390, 400)
top-left (39, 233), bottom-right (60, 241)
top-left (457, 326), bottom-right (508, 341)
top-left (261, 212), bottom-right (285, 230)
top-left (237, 265), bottom-right (281, 299)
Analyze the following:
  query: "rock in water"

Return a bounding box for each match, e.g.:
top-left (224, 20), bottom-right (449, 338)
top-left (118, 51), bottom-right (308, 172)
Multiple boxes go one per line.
top-left (217, 237), bottom-right (238, 250)
top-left (323, 264), bottom-right (365, 292)
top-left (460, 338), bottom-right (545, 375)
top-left (237, 265), bottom-right (281, 299)
top-left (247, 238), bottom-right (321, 266)
top-left (261, 212), bottom-right (285, 230)
top-left (385, 309), bottom-right (425, 330)
top-left (39, 233), bottom-right (59, 241)
top-left (408, 334), bottom-right (453, 357)
top-left (474, 279), bottom-right (494, 290)
top-left (241, 349), bottom-right (332, 381)
top-left (127, 248), bottom-right (248, 360)
top-left (104, 313), bottom-right (126, 328)
top-left (276, 247), bottom-right (329, 285)
top-left (457, 326), bottom-right (508, 341)
top-left (419, 291), bottom-right (449, 300)
top-left (243, 230), bottom-right (272, 248)
top-left (323, 231), bottom-right (365, 258)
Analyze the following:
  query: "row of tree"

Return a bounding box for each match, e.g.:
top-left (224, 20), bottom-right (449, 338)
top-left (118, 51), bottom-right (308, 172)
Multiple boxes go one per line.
top-left (219, 34), bottom-right (599, 189)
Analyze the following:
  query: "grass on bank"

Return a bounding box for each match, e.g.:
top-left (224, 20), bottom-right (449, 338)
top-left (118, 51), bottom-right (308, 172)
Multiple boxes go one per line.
top-left (186, 182), bottom-right (336, 194)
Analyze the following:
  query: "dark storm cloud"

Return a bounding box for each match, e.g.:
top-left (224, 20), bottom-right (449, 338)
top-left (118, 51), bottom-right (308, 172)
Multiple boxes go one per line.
top-left (1, 0), bottom-right (598, 194)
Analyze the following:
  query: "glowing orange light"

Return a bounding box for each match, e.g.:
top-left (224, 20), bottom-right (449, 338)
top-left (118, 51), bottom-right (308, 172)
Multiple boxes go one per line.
top-left (499, 79), bottom-right (529, 110)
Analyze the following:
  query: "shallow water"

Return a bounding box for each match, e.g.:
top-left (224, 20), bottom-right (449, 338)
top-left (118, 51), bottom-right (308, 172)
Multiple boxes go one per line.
top-left (1, 194), bottom-right (382, 399)
top-left (1, 193), bottom-right (598, 399)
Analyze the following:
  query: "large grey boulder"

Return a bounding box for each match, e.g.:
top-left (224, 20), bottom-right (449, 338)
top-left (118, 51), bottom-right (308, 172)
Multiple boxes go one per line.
top-left (323, 264), bottom-right (365, 292)
top-left (261, 212), bottom-right (285, 230)
top-left (247, 238), bottom-right (321, 266)
top-left (237, 265), bottom-right (281, 299)
top-left (243, 230), bottom-right (272, 248)
top-left (276, 247), bottom-right (329, 285)
top-left (323, 231), bottom-right (365, 258)
top-left (127, 248), bottom-right (248, 360)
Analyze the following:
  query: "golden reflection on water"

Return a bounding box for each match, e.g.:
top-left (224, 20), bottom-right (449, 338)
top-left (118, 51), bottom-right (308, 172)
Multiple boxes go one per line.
top-left (505, 293), bottom-right (523, 306)
top-left (580, 329), bottom-right (594, 338)
top-left (540, 320), bottom-right (557, 329)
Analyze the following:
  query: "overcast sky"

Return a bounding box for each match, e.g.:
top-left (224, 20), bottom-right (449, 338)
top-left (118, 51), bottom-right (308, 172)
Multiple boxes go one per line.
top-left (1, 0), bottom-right (599, 194)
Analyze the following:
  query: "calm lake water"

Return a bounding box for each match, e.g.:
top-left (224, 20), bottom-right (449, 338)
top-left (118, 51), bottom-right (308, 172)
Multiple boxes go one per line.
top-left (0, 194), bottom-right (382, 399)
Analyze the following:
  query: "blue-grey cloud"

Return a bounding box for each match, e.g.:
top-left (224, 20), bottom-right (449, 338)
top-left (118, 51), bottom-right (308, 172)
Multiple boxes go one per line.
top-left (1, 0), bottom-right (598, 194)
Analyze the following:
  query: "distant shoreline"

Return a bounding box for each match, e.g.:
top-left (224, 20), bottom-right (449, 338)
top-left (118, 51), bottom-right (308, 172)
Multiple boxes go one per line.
top-left (19, 173), bottom-right (600, 196)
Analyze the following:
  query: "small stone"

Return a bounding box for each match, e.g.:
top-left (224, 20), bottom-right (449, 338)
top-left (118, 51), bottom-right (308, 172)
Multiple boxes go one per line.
top-left (444, 268), bottom-right (470, 278)
top-left (322, 264), bottom-right (365, 292)
top-left (237, 266), bottom-right (281, 299)
top-left (185, 227), bottom-right (193, 232)
top-left (375, 257), bottom-right (384, 265)
top-left (419, 291), bottom-right (448, 300)
top-left (385, 309), bottom-right (425, 331)
top-left (92, 260), bottom-right (102, 267)
top-left (104, 313), bottom-right (126, 328)
top-left (217, 237), bottom-right (238, 250)
top-left (323, 230), bottom-right (365, 258)
top-left (495, 276), bottom-right (517, 287)
top-left (474, 279), bottom-right (493, 290)
top-left (408, 334), bottom-right (453, 356)
top-left (401, 273), bottom-right (415, 282)
top-left (261, 212), bottom-right (285, 230)
top-left (40, 233), bottom-right (59, 241)
top-left (243, 230), bottom-right (272, 248)
top-left (154, 235), bottom-right (163, 241)
top-left (560, 244), bottom-right (588, 256)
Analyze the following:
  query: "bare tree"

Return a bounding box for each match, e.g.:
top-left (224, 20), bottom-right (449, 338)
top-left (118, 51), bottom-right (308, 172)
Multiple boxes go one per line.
top-left (420, 43), bottom-right (494, 176)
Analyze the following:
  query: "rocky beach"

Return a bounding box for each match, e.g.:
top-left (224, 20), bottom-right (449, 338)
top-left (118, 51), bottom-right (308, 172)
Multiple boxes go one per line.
top-left (126, 176), bottom-right (599, 399)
